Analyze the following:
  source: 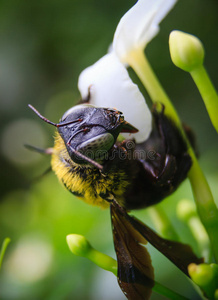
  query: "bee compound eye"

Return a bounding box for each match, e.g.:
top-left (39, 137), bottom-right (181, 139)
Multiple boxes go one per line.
top-left (77, 133), bottom-right (114, 157)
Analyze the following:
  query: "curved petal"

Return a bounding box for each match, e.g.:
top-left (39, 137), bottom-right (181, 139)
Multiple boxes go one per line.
top-left (113, 0), bottom-right (177, 63)
top-left (78, 52), bottom-right (152, 143)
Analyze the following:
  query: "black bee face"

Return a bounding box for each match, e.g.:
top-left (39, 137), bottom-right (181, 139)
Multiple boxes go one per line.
top-left (58, 104), bottom-right (138, 164)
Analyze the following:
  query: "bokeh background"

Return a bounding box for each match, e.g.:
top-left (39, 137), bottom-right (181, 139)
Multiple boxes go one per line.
top-left (0, 0), bottom-right (218, 299)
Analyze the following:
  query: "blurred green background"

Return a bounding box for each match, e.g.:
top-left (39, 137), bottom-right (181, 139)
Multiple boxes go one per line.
top-left (0, 0), bottom-right (218, 299)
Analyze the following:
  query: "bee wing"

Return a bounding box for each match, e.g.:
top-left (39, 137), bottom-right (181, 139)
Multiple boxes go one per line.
top-left (124, 212), bottom-right (204, 276)
top-left (111, 201), bottom-right (203, 279)
top-left (111, 204), bottom-right (154, 300)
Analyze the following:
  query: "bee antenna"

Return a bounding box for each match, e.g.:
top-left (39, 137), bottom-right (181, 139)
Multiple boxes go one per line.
top-left (24, 144), bottom-right (53, 155)
top-left (28, 104), bottom-right (83, 127)
top-left (28, 104), bottom-right (59, 127)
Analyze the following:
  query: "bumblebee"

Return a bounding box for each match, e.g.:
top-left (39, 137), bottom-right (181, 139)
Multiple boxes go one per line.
top-left (29, 103), bottom-right (202, 300)
top-left (29, 103), bottom-right (192, 210)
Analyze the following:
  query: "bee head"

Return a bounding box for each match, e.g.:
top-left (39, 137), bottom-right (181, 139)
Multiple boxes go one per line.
top-left (58, 104), bottom-right (138, 164)
top-left (28, 103), bottom-right (138, 166)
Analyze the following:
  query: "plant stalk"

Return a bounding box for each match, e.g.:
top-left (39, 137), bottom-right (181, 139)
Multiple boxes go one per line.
top-left (127, 49), bottom-right (218, 262)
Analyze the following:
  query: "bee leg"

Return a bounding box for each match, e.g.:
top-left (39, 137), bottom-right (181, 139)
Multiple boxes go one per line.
top-left (151, 104), bottom-right (193, 186)
top-left (140, 103), bottom-right (191, 181)
top-left (152, 103), bottom-right (187, 156)
top-left (151, 103), bottom-right (192, 179)
top-left (125, 103), bottom-right (192, 209)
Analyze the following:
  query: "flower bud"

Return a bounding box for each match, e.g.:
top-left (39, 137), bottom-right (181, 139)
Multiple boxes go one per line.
top-left (188, 263), bottom-right (213, 286)
top-left (188, 263), bottom-right (218, 299)
top-left (169, 30), bottom-right (204, 72)
top-left (66, 234), bottom-right (92, 257)
top-left (67, 234), bottom-right (117, 275)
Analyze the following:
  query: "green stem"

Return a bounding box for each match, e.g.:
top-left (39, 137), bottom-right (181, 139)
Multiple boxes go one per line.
top-left (127, 49), bottom-right (218, 263)
top-left (177, 199), bottom-right (211, 261)
top-left (148, 206), bottom-right (179, 241)
top-left (0, 238), bottom-right (11, 270)
top-left (190, 65), bottom-right (218, 133)
top-left (87, 248), bottom-right (117, 276)
top-left (127, 50), bottom-right (180, 126)
top-left (189, 217), bottom-right (211, 262)
top-left (127, 50), bottom-right (182, 242)
top-left (188, 150), bottom-right (218, 262)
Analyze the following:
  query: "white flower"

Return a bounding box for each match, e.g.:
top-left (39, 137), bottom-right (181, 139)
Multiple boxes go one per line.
top-left (78, 0), bottom-right (177, 143)
top-left (78, 52), bottom-right (152, 143)
top-left (113, 0), bottom-right (177, 63)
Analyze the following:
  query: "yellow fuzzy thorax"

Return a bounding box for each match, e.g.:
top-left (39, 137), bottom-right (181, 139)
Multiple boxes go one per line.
top-left (51, 132), bottom-right (130, 208)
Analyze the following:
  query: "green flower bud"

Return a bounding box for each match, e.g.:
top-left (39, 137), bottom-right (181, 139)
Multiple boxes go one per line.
top-left (188, 263), bottom-right (218, 299)
top-left (188, 263), bottom-right (213, 287)
top-left (169, 30), bottom-right (204, 72)
top-left (66, 234), bottom-right (92, 257)
top-left (66, 234), bottom-right (117, 275)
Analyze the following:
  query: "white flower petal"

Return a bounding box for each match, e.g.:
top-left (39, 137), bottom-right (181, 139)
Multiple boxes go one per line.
top-left (78, 52), bottom-right (152, 143)
top-left (113, 0), bottom-right (177, 62)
